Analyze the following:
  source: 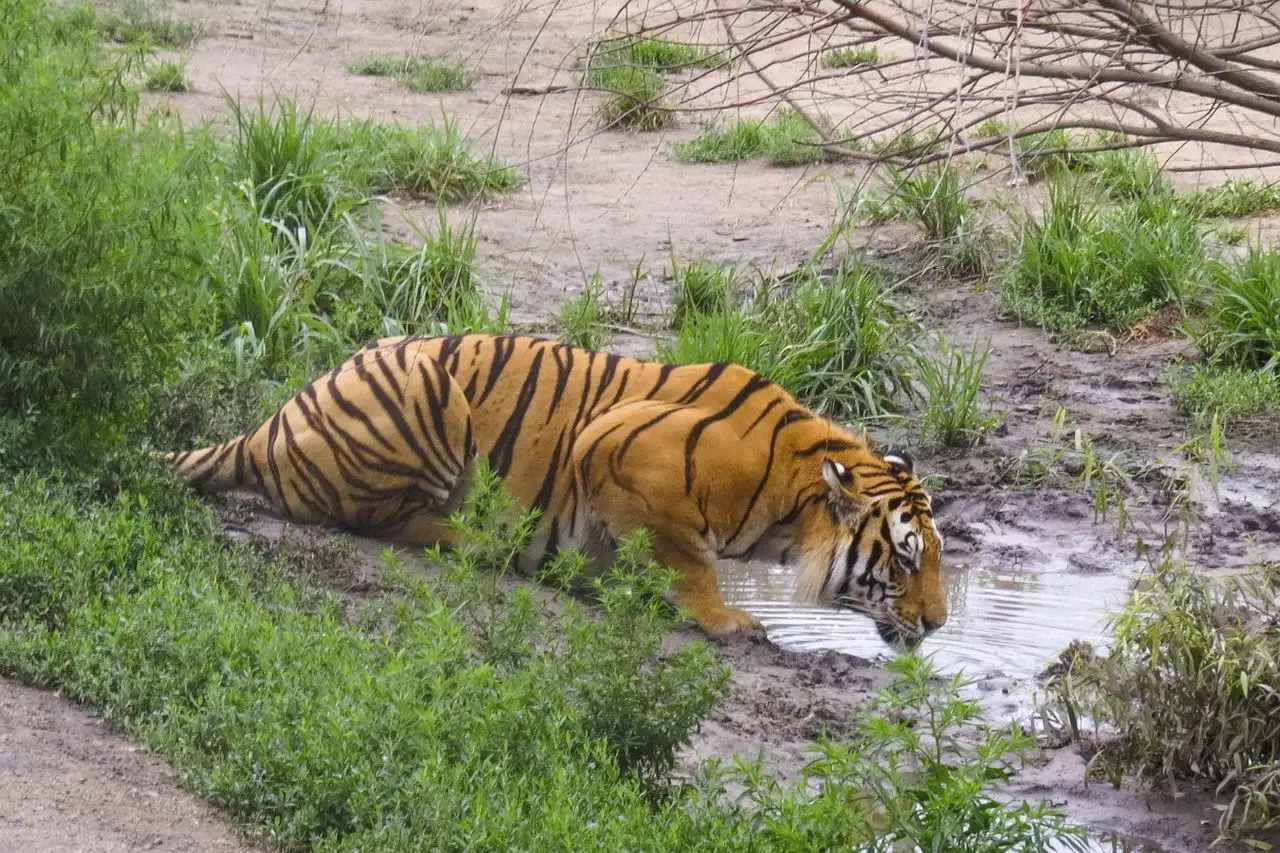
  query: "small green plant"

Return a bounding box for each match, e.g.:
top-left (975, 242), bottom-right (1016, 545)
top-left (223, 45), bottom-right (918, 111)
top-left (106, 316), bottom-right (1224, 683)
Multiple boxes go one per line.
top-left (98, 0), bottom-right (200, 47)
top-left (673, 110), bottom-right (833, 165)
top-left (1216, 224), bottom-right (1248, 245)
top-left (670, 256), bottom-right (740, 328)
top-left (143, 57), bottom-right (189, 92)
top-left (661, 261), bottom-right (921, 420)
top-left (1003, 177), bottom-right (1207, 332)
top-left (915, 337), bottom-right (1003, 446)
top-left (1049, 561), bottom-right (1280, 845)
top-left (342, 117), bottom-right (522, 203)
top-left (560, 275), bottom-right (609, 349)
top-left (822, 44), bottom-right (886, 68)
top-left (1181, 178), bottom-right (1280, 218)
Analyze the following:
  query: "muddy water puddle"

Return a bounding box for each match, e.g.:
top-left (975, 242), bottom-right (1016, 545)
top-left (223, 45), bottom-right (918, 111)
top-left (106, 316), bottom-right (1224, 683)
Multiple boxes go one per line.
top-left (719, 555), bottom-right (1133, 682)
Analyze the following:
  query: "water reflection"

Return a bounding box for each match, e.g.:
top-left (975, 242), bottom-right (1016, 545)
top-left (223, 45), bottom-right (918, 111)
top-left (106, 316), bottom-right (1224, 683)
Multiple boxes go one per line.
top-left (1069, 830), bottom-right (1167, 852)
top-left (717, 554), bottom-right (1134, 680)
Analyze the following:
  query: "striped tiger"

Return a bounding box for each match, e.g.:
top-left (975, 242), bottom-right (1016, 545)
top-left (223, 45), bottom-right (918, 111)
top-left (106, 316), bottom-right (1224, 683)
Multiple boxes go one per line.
top-left (168, 334), bottom-right (947, 646)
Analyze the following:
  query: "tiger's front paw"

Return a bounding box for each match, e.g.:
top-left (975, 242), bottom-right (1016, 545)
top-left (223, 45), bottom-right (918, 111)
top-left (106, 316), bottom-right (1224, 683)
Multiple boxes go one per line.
top-left (697, 605), bottom-right (765, 639)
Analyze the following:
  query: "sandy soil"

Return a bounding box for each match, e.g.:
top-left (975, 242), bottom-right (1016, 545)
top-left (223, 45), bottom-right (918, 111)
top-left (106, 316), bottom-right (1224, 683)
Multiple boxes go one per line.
top-left (8, 0), bottom-right (1280, 848)
top-left (0, 679), bottom-right (257, 853)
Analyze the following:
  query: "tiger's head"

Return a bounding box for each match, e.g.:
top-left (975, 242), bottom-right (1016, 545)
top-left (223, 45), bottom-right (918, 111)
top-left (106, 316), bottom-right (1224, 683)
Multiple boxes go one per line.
top-left (797, 448), bottom-right (947, 650)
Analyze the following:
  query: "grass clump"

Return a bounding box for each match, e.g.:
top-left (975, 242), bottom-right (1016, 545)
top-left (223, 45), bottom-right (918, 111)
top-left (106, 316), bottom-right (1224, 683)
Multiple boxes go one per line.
top-left (584, 64), bottom-right (670, 131)
top-left (1181, 178), bottom-right (1280, 219)
top-left (661, 261), bottom-right (921, 420)
top-left (1049, 562), bottom-right (1280, 845)
top-left (1003, 178), bottom-right (1206, 332)
top-left (340, 117), bottom-right (521, 203)
top-left (673, 110), bottom-right (832, 165)
top-left (823, 44), bottom-right (886, 68)
top-left (1167, 364), bottom-right (1280, 434)
top-left (144, 57), bottom-right (189, 91)
top-left (670, 257), bottom-right (740, 328)
top-left (97, 0), bottom-right (200, 46)
top-left (559, 276), bottom-right (609, 350)
top-left (345, 54), bottom-right (474, 92)
top-left (916, 337), bottom-right (1004, 446)
top-left (592, 36), bottom-right (721, 72)
top-left (1199, 249), bottom-right (1280, 374)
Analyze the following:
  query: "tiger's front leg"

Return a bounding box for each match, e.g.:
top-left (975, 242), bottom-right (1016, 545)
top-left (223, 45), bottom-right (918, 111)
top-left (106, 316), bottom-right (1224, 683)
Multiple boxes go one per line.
top-left (570, 401), bottom-right (764, 638)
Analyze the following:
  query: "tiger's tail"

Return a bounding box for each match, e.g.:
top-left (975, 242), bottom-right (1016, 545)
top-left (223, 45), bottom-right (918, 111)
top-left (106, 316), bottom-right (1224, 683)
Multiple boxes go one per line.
top-left (163, 431), bottom-right (260, 495)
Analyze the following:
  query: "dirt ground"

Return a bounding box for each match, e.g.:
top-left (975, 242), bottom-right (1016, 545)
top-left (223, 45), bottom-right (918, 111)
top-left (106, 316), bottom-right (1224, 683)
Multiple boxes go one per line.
top-left (7, 0), bottom-right (1280, 849)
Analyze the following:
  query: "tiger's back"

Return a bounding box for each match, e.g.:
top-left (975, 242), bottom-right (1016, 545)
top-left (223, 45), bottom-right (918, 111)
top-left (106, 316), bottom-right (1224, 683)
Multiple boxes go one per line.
top-left (168, 334), bottom-right (948, 643)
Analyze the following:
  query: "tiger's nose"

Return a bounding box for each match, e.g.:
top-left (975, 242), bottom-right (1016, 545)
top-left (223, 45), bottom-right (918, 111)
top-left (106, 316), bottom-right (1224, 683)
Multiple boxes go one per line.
top-left (922, 617), bottom-right (945, 635)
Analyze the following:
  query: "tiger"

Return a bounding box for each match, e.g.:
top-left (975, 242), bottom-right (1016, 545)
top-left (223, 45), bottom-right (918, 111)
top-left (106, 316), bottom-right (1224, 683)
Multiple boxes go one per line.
top-left (167, 333), bottom-right (948, 646)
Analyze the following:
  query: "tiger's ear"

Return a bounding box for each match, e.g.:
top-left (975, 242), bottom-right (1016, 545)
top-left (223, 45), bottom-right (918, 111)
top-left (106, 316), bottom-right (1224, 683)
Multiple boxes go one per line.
top-left (821, 458), bottom-right (868, 522)
top-left (883, 447), bottom-right (914, 477)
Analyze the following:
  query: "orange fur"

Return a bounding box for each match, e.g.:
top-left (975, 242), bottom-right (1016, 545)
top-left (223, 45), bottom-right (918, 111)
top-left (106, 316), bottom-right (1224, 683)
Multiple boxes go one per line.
top-left (167, 334), bottom-right (947, 644)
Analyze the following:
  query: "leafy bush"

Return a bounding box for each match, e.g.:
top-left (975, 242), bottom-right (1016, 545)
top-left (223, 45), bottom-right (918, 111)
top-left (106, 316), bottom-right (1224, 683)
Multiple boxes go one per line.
top-left (1050, 562), bottom-right (1280, 844)
top-left (0, 1), bottom-right (220, 465)
top-left (674, 110), bottom-right (835, 165)
top-left (1003, 178), bottom-right (1206, 331)
top-left (661, 262), bottom-right (921, 420)
top-left (0, 465), bottom-right (734, 851)
top-left (732, 655), bottom-right (1089, 852)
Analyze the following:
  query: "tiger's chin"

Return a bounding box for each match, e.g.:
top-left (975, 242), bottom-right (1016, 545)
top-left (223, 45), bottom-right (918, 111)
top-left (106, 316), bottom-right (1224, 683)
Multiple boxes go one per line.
top-left (875, 620), bottom-right (924, 651)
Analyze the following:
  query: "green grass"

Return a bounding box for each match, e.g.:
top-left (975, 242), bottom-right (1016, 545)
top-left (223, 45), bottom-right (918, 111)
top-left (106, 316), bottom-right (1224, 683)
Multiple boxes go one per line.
top-left (341, 117), bottom-right (522, 203)
top-left (670, 257), bottom-right (741, 328)
top-left (0, 463), bottom-right (1089, 853)
top-left (592, 36), bottom-right (722, 72)
top-left (227, 98), bottom-right (359, 241)
top-left (673, 110), bottom-right (833, 165)
top-left (559, 275), bottom-right (609, 349)
top-left (822, 44), bottom-right (886, 68)
top-left (661, 261), bottom-right (921, 420)
top-left (583, 63), bottom-right (671, 131)
top-left (1048, 560), bottom-right (1280, 845)
top-left (97, 0), bottom-right (200, 46)
top-left (1088, 147), bottom-right (1170, 202)
top-left (915, 337), bottom-right (1004, 446)
top-left (869, 124), bottom-right (946, 162)
top-left (1198, 249), bottom-right (1280, 374)
top-left (1003, 178), bottom-right (1207, 332)
top-left (1180, 178), bottom-right (1280, 218)
top-left (144, 57), bottom-right (189, 92)
top-left (1167, 363), bottom-right (1280, 434)
top-left (345, 54), bottom-right (475, 92)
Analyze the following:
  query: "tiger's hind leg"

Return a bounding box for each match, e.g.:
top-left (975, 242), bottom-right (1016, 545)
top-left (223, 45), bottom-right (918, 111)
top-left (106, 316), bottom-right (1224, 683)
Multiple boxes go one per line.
top-left (569, 401), bottom-right (764, 638)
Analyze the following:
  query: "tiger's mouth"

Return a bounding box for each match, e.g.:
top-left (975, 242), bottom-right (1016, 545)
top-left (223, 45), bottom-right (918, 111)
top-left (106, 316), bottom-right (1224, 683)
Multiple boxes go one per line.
top-left (875, 620), bottom-right (923, 651)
